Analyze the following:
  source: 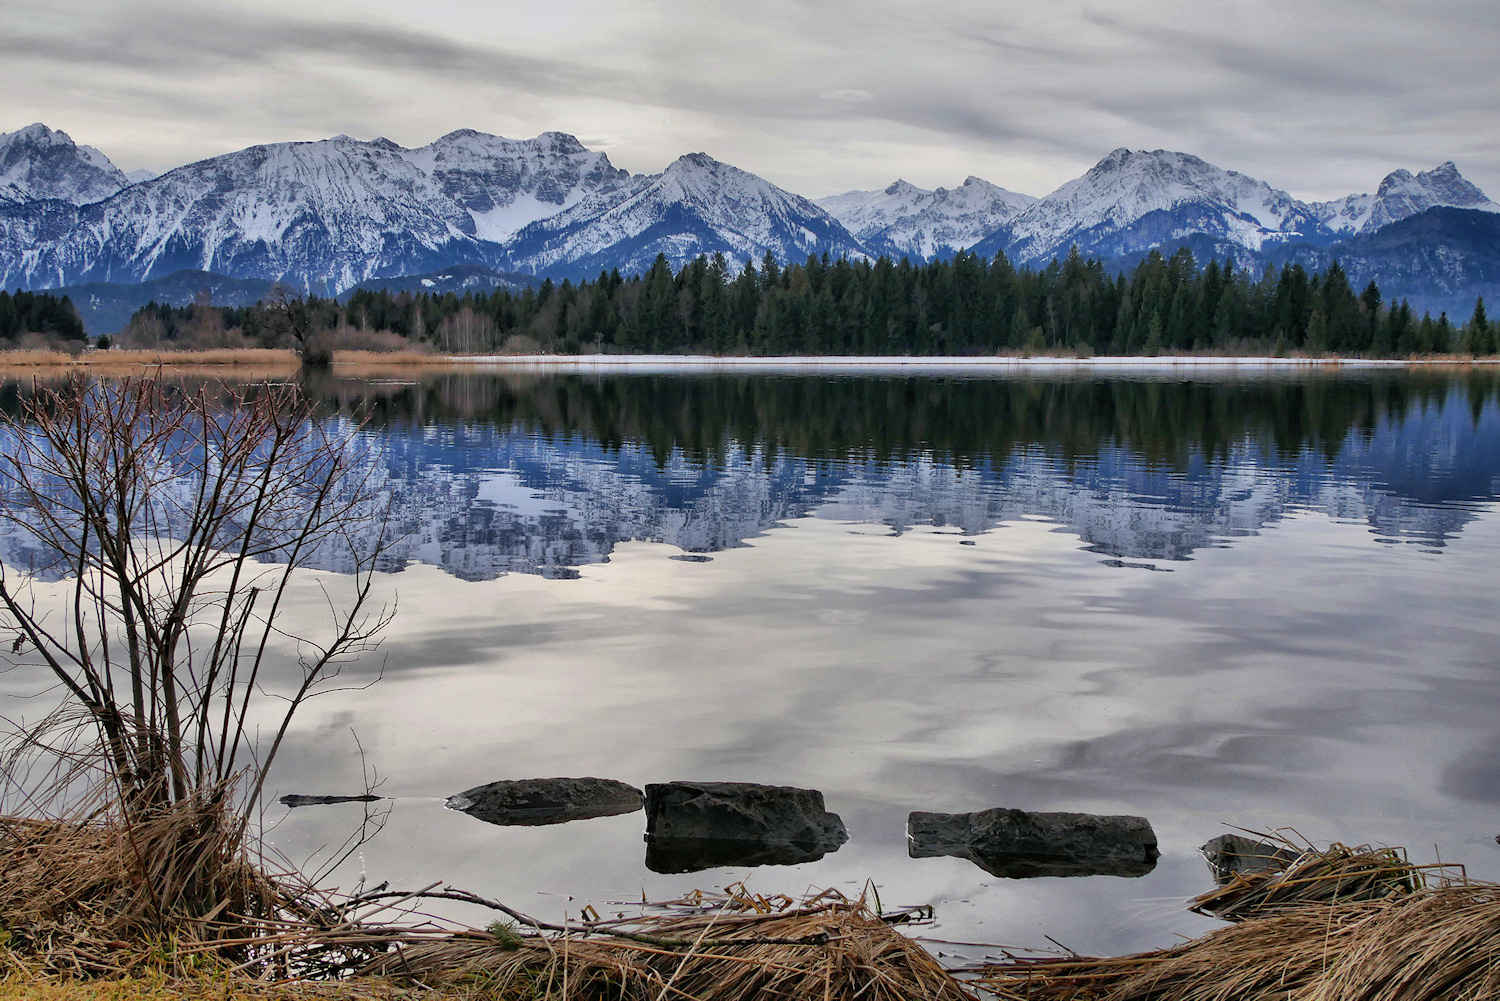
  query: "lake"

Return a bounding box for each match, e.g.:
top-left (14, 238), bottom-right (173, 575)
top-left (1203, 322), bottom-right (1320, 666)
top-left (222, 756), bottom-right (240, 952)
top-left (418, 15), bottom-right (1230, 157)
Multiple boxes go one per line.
top-left (7, 365), bottom-right (1500, 961)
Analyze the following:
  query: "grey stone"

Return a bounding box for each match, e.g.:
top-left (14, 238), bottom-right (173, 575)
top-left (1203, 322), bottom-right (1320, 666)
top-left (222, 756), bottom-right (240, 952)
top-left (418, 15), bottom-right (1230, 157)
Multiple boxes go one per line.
top-left (1201, 834), bottom-right (1300, 883)
top-left (643, 781), bottom-right (848, 846)
top-left (907, 808), bottom-right (1159, 879)
top-left (447, 776), bottom-right (642, 827)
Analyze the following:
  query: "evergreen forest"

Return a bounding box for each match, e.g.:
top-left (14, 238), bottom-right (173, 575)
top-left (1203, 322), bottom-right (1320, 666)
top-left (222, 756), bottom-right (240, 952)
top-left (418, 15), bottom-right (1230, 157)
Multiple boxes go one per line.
top-left (69, 247), bottom-right (1500, 357)
top-left (0, 289), bottom-right (87, 344)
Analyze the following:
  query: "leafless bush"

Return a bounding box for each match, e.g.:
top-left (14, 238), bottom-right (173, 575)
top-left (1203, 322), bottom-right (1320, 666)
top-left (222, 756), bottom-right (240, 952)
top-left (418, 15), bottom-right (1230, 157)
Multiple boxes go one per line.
top-left (0, 375), bottom-right (394, 825)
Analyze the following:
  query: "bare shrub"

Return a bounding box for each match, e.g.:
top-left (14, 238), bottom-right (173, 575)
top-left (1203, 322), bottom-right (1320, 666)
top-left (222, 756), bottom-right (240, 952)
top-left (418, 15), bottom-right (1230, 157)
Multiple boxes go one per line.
top-left (0, 375), bottom-right (394, 824)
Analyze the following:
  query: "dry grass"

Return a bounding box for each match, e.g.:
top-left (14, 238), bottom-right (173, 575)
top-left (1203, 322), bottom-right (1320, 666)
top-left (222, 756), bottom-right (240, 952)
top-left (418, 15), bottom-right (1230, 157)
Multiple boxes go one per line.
top-left (1191, 832), bottom-right (1429, 922)
top-left (976, 834), bottom-right (1498, 1001)
top-left (350, 888), bottom-right (966, 1001)
top-left (7, 806), bottom-right (1500, 1001)
top-left (0, 802), bottom-right (284, 978)
top-left (0, 806), bottom-right (966, 999)
top-left (0, 349), bottom-right (299, 375)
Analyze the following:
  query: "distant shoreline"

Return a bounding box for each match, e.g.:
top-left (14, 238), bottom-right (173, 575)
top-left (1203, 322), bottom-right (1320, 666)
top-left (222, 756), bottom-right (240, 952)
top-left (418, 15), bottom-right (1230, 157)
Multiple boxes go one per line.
top-left (1, 347), bottom-right (1498, 376)
top-left (401, 352), bottom-right (1500, 372)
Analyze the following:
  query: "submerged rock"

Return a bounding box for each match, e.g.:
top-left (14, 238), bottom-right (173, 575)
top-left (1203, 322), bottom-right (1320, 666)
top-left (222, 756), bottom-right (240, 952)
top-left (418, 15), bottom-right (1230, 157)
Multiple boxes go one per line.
top-left (1201, 834), bottom-right (1301, 883)
top-left (908, 808), bottom-right (1158, 878)
top-left (645, 836), bottom-right (837, 874)
top-left (279, 794), bottom-right (384, 808)
top-left (447, 777), bottom-right (642, 827)
top-left (643, 781), bottom-right (848, 846)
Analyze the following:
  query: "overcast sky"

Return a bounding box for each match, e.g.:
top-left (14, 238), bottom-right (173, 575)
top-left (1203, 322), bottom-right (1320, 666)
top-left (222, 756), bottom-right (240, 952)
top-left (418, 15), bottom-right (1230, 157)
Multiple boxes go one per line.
top-left (2, 0), bottom-right (1496, 201)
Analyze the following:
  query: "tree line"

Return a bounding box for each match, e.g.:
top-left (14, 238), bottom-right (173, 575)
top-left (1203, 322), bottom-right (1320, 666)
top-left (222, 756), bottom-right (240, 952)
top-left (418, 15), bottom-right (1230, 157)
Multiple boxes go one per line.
top-left (0, 289), bottom-right (87, 344)
top-left (99, 246), bottom-right (1500, 357)
top-left (300, 369), bottom-right (1494, 473)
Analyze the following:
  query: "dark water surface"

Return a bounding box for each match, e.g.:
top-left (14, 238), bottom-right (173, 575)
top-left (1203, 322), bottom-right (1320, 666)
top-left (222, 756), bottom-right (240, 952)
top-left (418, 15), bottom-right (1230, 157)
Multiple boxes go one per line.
top-left (8, 367), bottom-right (1500, 958)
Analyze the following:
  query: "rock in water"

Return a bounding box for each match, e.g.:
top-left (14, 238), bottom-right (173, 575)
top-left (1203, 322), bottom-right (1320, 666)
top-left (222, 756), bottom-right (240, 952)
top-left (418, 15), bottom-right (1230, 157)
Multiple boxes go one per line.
top-left (644, 781), bottom-right (848, 846)
top-left (447, 777), bottom-right (642, 827)
top-left (907, 808), bottom-right (1158, 878)
top-left (1201, 833), bottom-right (1300, 883)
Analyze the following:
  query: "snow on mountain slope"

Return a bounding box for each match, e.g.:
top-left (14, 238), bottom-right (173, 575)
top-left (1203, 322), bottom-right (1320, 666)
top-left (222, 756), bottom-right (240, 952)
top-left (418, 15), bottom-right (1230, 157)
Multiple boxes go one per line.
top-left (1311, 163), bottom-right (1497, 236)
top-left (817, 179), bottom-right (931, 239)
top-left (125, 168), bottom-right (158, 184)
top-left (1365, 162), bottom-right (1498, 232)
top-left (0, 123), bottom-right (130, 206)
top-left (0, 135), bottom-right (493, 291)
top-left (1310, 191), bottom-right (1374, 235)
top-left (1001, 148), bottom-right (1328, 265)
top-left (400, 129), bottom-right (630, 242)
top-left (502, 152), bottom-right (870, 277)
top-left (816, 176), bottom-right (1036, 260)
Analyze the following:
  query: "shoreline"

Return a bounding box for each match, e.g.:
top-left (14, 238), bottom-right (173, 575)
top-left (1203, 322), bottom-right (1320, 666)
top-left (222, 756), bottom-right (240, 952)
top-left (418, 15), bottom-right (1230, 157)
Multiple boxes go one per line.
top-left (1, 347), bottom-right (1498, 377)
top-left (395, 352), bottom-right (1500, 373)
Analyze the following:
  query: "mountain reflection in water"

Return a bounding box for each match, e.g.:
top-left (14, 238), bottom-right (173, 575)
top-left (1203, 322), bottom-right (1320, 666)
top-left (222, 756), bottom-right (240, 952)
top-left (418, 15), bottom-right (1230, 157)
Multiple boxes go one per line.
top-left (293, 370), bottom-right (1500, 578)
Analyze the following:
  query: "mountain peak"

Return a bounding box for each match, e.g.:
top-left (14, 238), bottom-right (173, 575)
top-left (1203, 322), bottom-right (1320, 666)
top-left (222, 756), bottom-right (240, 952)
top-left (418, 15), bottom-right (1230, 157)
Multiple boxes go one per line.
top-left (1366, 160), bottom-right (1494, 232)
top-left (537, 131), bottom-right (586, 152)
top-left (668, 151), bottom-right (722, 171)
top-left (883, 179), bottom-right (927, 197)
top-left (0, 122), bottom-right (129, 206)
top-left (9, 122), bottom-right (70, 145)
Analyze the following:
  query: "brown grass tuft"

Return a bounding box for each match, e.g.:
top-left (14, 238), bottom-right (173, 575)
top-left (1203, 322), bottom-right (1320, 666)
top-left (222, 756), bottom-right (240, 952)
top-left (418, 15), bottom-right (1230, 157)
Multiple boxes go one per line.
top-left (976, 835), bottom-right (1499, 1001)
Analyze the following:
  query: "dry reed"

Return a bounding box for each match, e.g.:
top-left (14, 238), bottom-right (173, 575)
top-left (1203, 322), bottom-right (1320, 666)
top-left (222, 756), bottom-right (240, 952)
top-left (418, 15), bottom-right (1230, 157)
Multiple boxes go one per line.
top-left (8, 794), bottom-right (1500, 1001)
top-left (349, 886), bottom-right (968, 1001)
top-left (0, 808), bottom-right (967, 999)
top-left (976, 834), bottom-right (1498, 1001)
top-left (0, 349), bottom-right (299, 373)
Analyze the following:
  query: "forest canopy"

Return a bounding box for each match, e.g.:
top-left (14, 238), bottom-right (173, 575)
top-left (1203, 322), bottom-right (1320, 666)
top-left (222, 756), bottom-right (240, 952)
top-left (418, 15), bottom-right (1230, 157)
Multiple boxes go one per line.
top-left (97, 246), bottom-right (1500, 358)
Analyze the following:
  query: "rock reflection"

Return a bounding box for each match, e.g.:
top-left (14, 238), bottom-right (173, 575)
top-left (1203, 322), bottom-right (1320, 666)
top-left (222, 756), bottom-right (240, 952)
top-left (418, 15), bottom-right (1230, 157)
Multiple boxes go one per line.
top-left (644, 836), bottom-right (840, 875)
top-left (447, 777), bottom-right (642, 827)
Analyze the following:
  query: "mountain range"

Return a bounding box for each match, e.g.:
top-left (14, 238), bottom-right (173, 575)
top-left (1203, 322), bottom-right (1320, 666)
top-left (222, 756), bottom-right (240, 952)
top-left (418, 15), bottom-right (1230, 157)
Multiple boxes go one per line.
top-left (2, 121), bottom-right (1497, 331)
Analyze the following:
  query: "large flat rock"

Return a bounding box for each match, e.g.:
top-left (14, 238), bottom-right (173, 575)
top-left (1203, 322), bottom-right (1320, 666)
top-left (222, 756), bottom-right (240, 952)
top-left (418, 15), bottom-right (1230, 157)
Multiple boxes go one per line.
top-left (644, 781), bottom-right (848, 846)
top-left (908, 807), bottom-right (1158, 879)
top-left (446, 776), bottom-right (642, 827)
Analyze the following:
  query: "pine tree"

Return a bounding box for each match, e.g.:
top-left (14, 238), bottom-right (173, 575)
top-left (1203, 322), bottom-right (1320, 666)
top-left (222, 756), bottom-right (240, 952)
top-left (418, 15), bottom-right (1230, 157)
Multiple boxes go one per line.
top-left (1466, 297), bottom-right (1491, 356)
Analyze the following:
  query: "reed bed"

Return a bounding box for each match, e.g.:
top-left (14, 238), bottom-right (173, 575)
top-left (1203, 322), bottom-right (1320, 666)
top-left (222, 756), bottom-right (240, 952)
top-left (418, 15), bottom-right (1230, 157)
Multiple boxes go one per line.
top-left (8, 808), bottom-right (1500, 1001)
top-left (0, 348), bottom-right (299, 368)
top-left (975, 833), bottom-right (1497, 1001)
top-left (1191, 832), bottom-right (1432, 922)
top-left (345, 887), bottom-right (966, 1001)
top-left (0, 807), bottom-right (966, 999)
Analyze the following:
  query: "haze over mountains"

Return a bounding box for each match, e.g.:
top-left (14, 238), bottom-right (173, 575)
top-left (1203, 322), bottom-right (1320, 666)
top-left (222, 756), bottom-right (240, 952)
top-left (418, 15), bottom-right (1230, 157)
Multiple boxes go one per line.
top-left (2, 121), bottom-right (1497, 330)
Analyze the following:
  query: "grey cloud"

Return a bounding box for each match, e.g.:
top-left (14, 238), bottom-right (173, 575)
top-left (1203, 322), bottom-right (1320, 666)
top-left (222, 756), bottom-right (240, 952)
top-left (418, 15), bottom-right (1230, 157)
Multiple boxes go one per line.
top-left (0, 2), bottom-right (618, 96)
top-left (1, 0), bottom-right (1496, 200)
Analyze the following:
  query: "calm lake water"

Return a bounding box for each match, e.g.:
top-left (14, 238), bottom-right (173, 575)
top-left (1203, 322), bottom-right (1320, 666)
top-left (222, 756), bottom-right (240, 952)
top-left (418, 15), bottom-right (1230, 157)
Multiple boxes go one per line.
top-left (8, 366), bottom-right (1500, 959)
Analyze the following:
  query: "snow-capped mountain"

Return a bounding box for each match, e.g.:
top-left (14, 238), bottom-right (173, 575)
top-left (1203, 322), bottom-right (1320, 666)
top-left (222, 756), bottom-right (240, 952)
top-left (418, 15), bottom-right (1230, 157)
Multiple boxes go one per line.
top-left (0, 127), bottom-right (864, 290)
top-left (986, 148), bottom-right (1330, 266)
top-left (1, 122), bottom-right (1496, 302)
top-left (0, 134), bottom-right (496, 291)
top-left (1311, 162), bottom-right (1499, 236)
top-left (0, 123), bottom-right (130, 207)
top-left (816, 176), bottom-right (1036, 260)
top-left (500, 152), bottom-right (869, 278)
top-left (399, 129), bottom-right (630, 243)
